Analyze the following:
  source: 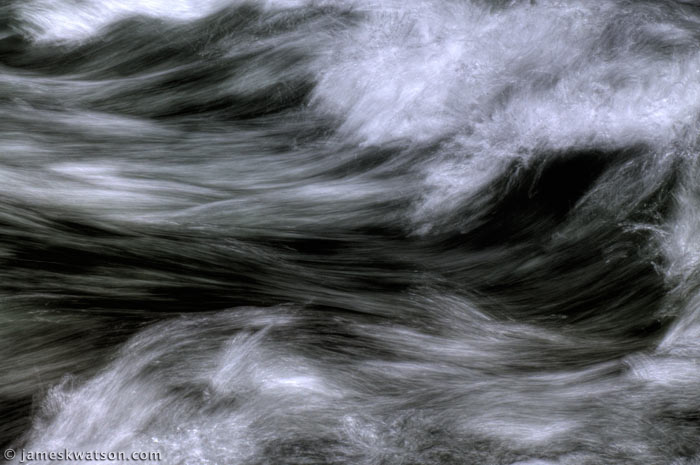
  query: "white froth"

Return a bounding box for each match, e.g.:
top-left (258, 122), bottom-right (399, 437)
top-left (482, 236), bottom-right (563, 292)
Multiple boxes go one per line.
top-left (627, 355), bottom-right (700, 387)
top-left (9, 312), bottom-right (351, 465)
top-left (312, 0), bottom-right (700, 153)
top-left (17, 0), bottom-right (322, 43)
top-left (17, 0), bottom-right (224, 43)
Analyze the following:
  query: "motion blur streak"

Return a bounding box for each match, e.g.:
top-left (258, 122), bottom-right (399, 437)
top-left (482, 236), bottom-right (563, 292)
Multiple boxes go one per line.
top-left (1, 0), bottom-right (700, 464)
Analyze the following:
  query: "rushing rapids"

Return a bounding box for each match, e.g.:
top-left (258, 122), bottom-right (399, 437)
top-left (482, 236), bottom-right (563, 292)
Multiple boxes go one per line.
top-left (2, 0), bottom-right (700, 464)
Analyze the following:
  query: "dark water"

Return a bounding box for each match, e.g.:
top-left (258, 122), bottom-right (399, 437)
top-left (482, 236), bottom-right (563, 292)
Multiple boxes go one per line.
top-left (2, 0), bottom-right (700, 464)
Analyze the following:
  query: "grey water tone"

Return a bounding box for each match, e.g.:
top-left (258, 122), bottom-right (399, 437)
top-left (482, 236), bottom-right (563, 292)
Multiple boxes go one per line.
top-left (2, 0), bottom-right (700, 464)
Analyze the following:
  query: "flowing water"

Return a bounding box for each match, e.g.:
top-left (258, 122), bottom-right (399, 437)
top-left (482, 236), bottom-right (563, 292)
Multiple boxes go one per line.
top-left (2, 0), bottom-right (700, 463)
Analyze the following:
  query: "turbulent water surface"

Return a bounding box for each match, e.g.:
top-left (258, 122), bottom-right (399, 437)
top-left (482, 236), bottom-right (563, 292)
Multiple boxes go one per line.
top-left (3, 0), bottom-right (700, 464)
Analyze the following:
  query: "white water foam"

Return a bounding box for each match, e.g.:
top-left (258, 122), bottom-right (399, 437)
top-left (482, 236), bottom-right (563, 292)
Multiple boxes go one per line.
top-left (313, 0), bottom-right (700, 151)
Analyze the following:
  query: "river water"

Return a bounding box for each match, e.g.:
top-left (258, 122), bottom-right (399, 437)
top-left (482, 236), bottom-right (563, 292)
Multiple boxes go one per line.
top-left (2, 1), bottom-right (700, 464)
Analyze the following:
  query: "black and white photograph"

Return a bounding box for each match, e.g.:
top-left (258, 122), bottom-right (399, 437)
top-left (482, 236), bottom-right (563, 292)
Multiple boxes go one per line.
top-left (2, 0), bottom-right (700, 464)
